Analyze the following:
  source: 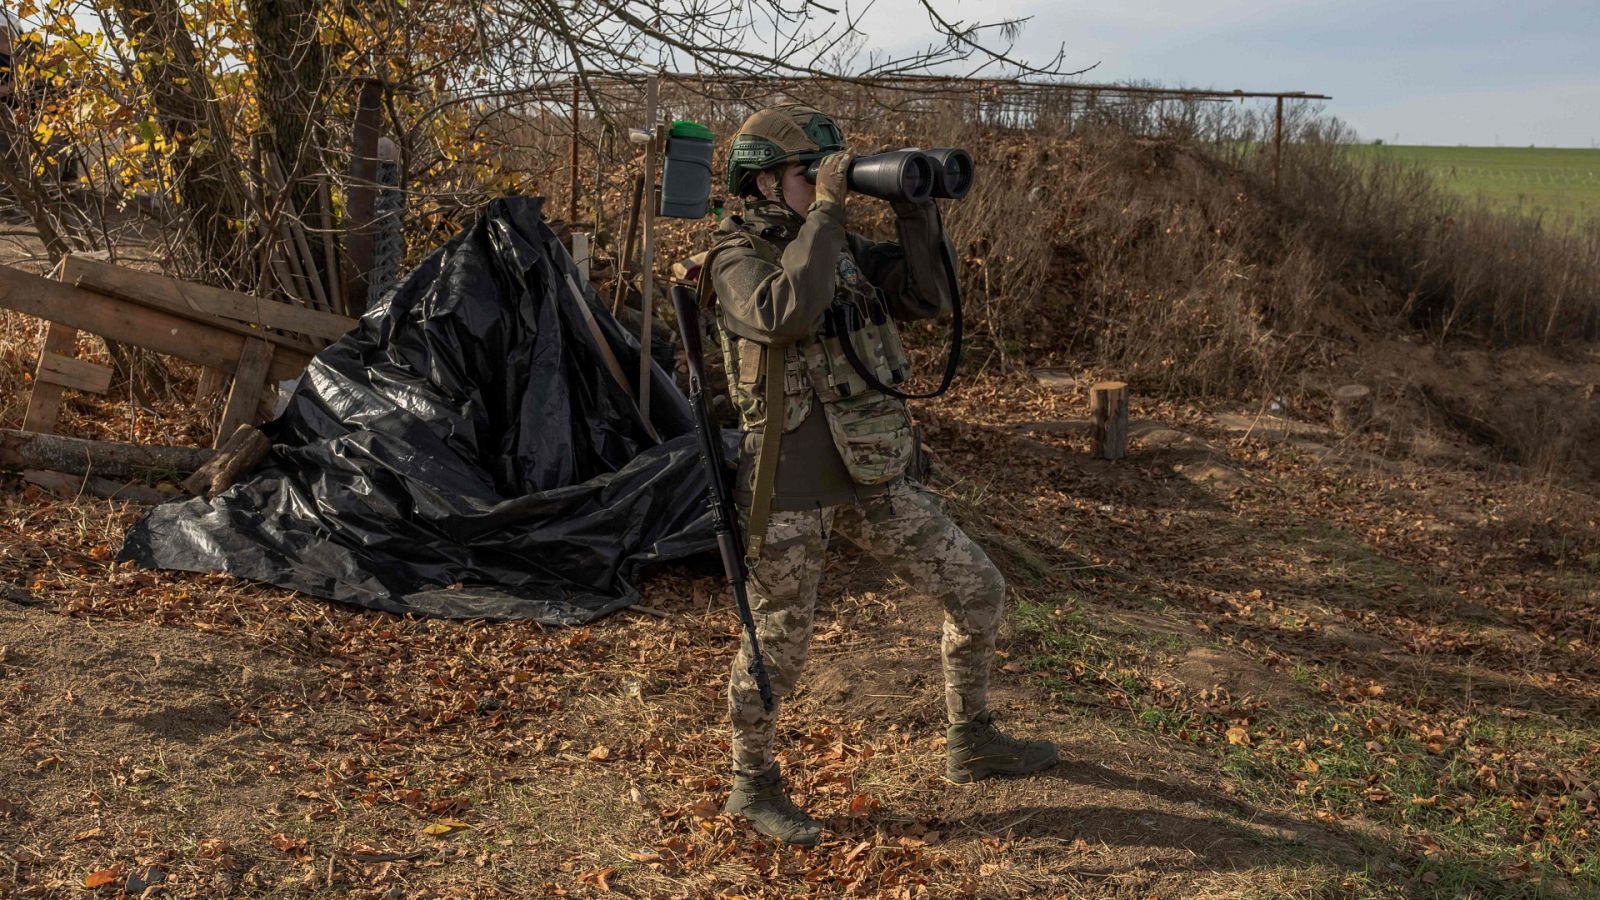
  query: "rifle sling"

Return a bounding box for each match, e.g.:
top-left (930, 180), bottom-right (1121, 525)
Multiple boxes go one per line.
top-left (745, 342), bottom-right (786, 564)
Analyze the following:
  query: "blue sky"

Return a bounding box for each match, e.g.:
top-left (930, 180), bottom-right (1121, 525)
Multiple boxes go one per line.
top-left (852, 0), bottom-right (1600, 147)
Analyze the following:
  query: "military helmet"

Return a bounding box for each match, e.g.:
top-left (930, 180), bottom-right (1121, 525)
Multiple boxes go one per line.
top-left (726, 105), bottom-right (845, 197)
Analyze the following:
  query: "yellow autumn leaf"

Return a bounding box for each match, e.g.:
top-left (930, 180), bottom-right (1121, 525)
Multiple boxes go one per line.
top-left (1225, 726), bottom-right (1251, 746)
top-left (421, 818), bottom-right (470, 836)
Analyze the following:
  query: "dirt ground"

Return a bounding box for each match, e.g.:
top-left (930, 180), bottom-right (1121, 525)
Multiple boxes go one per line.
top-left (3, 342), bottom-right (1599, 897)
top-left (2, 222), bottom-right (1598, 897)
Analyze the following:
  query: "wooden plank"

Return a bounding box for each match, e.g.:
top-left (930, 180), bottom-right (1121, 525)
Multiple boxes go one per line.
top-left (316, 175), bottom-right (345, 316)
top-left (0, 428), bottom-right (214, 479)
top-left (0, 264), bottom-right (311, 383)
top-left (37, 352), bottom-right (112, 394)
top-left (22, 322), bottom-right (78, 434)
top-left (215, 338), bottom-right (276, 448)
top-left (59, 255), bottom-right (355, 342)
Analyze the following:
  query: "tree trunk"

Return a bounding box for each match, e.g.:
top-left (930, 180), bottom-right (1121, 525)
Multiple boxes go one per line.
top-left (246, 0), bottom-right (329, 285)
top-left (0, 109), bottom-right (74, 260)
top-left (114, 0), bottom-right (245, 282)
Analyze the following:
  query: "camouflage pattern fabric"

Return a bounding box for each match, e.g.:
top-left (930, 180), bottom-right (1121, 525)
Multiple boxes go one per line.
top-left (728, 479), bottom-right (1006, 776)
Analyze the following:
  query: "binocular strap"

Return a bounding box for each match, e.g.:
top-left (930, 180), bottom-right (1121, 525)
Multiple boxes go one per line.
top-left (833, 231), bottom-right (964, 401)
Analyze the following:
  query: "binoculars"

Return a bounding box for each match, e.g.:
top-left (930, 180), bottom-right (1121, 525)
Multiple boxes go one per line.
top-left (805, 148), bottom-right (973, 203)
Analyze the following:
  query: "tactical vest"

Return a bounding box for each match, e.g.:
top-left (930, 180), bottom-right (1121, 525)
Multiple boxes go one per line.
top-left (699, 220), bottom-right (917, 555)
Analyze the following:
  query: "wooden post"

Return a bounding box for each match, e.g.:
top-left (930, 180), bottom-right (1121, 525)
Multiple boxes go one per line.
top-left (637, 75), bottom-right (660, 430)
top-left (571, 232), bottom-right (590, 287)
top-left (22, 323), bottom-right (80, 434)
top-left (569, 77), bottom-right (581, 224)
top-left (1331, 384), bottom-right (1373, 433)
top-left (1273, 95), bottom-right (1284, 192)
top-left (1090, 381), bottom-right (1130, 460)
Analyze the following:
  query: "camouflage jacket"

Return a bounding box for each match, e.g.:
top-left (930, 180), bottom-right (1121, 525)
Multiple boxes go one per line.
top-left (706, 197), bottom-right (954, 499)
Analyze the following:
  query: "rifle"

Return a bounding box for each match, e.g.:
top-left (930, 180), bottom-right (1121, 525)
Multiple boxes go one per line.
top-left (670, 283), bottom-right (774, 712)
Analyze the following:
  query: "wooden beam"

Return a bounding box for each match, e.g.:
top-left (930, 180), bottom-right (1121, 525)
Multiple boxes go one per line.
top-left (0, 428), bottom-right (214, 479)
top-left (0, 264), bottom-right (311, 383)
top-left (21, 322), bottom-right (78, 434)
top-left (59, 255), bottom-right (355, 342)
top-left (37, 352), bottom-right (112, 394)
top-left (215, 337), bottom-right (275, 448)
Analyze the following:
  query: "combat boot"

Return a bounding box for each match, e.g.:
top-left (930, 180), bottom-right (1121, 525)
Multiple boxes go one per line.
top-left (724, 762), bottom-right (823, 847)
top-left (946, 711), bottom-right (1059, 783)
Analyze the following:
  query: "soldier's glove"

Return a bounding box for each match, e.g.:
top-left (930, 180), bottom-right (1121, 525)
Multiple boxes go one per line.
top-left (813, 150), bottom-right (854, 208)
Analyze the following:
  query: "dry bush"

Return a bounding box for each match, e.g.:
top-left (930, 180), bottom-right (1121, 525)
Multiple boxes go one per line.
top-left (1223, 115), bottom-right (1600, 346)
top-left (817, 105), bottom-right (1600, 403)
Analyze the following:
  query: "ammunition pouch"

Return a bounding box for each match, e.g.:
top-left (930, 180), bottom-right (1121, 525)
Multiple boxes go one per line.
top-left (705, 222), bottom-right (919, 497)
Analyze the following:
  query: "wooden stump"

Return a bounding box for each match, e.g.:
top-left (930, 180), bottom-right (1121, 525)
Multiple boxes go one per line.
top-left (1090, 381), bottom-right (1129, 460)
top-left (1332, 384), bottom-right (1373, 433)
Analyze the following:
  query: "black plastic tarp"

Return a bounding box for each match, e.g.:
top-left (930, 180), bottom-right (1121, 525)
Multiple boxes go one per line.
top-left (120, 197), bottom-right (718, 624)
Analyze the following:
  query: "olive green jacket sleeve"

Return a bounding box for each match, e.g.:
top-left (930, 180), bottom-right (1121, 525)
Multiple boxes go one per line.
top-left (710, 200), bottom-right (848, 345)
top-left (846, 198), bottom-right (954, 322)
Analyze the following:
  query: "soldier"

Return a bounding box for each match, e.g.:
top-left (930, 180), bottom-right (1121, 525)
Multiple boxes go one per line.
top-left (703, 105), bottom-right (1058, 847)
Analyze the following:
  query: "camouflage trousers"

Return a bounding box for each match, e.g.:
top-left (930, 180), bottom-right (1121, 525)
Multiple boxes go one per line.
top-left (728, 478), bottom-right (1007, 776)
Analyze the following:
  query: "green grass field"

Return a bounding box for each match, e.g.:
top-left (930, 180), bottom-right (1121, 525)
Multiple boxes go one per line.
top-left (1361, 145), bottom-right (1600, 227)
